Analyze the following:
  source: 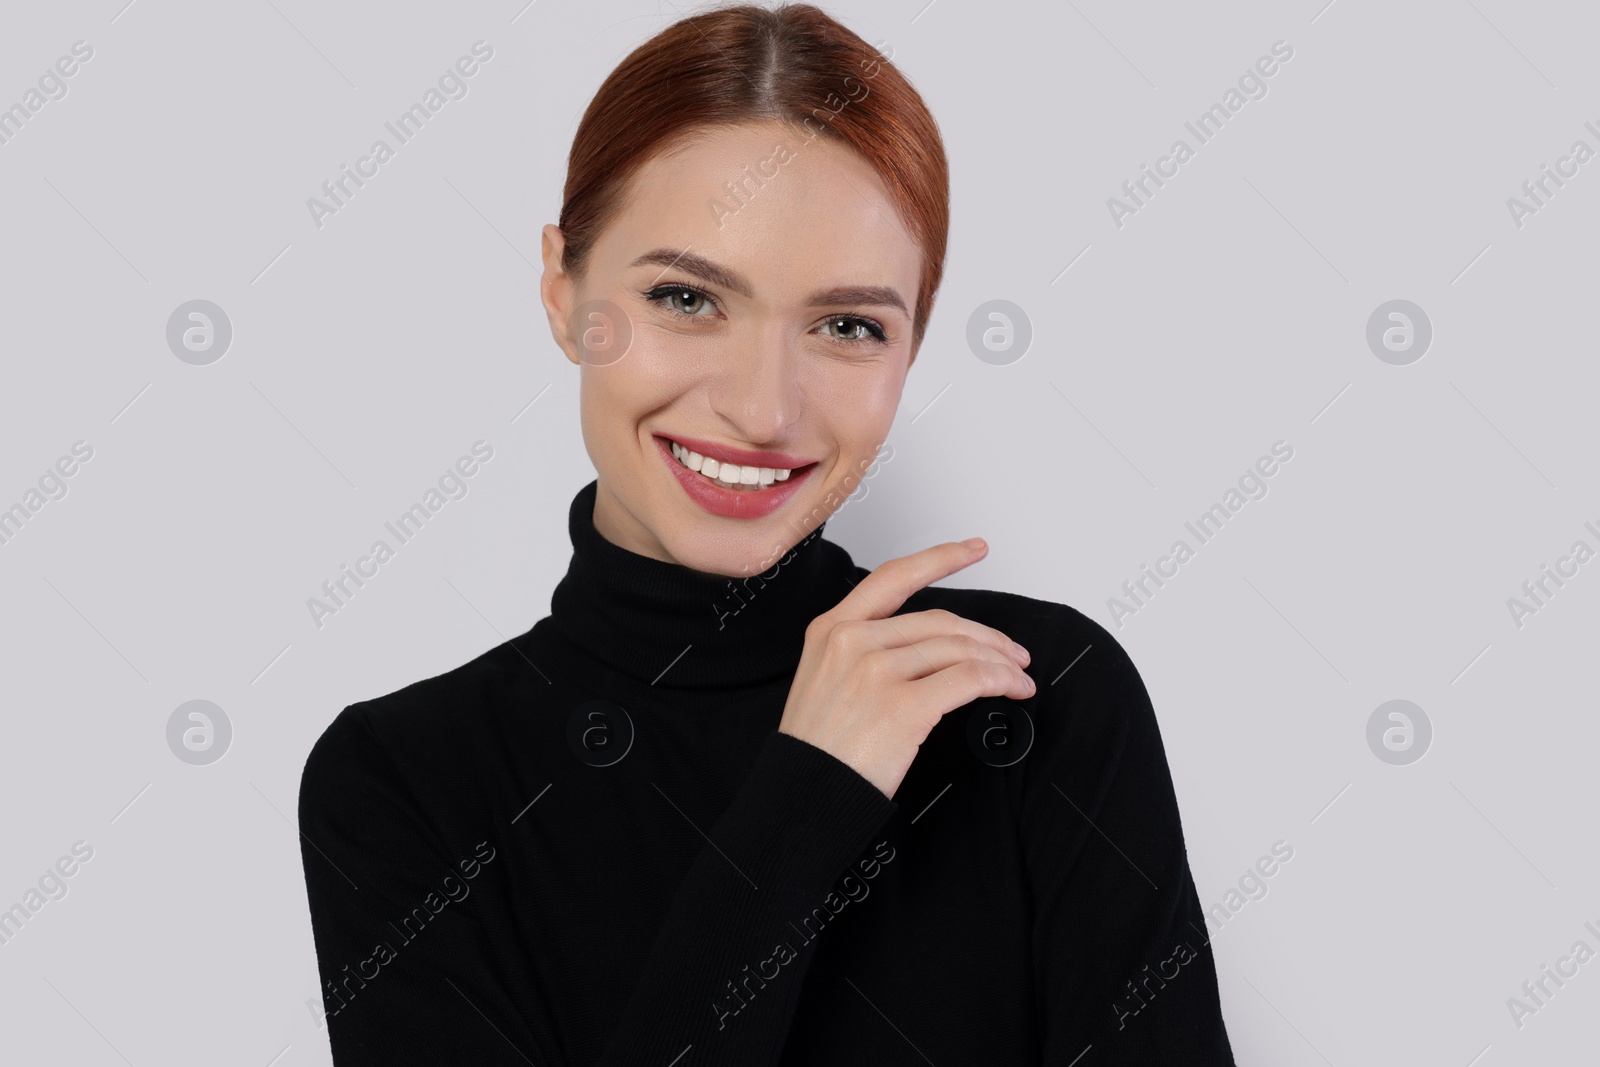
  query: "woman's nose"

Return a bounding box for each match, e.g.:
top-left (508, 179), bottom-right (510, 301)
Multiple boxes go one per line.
top-left (707, 329), bottom-right (803, 442)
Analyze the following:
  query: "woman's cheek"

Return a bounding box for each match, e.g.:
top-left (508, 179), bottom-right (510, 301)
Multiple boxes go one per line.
top-left (822, 375), bottom-right (899, 431)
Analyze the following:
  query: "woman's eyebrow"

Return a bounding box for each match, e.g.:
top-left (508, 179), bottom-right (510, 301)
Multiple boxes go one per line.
top-left (632, 248), bottom-right (752, 297)
top-left (630, 248), bottom-right (908, 315)
top-left (806, 286), bottom-right (907, 315)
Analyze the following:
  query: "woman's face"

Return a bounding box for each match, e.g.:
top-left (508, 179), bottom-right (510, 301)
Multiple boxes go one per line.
top-left (540, 120), bottom-right (924, 578)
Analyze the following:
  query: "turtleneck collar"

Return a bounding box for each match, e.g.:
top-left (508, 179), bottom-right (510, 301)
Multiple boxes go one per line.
top-left (542, 480), bottom-right (865, 690)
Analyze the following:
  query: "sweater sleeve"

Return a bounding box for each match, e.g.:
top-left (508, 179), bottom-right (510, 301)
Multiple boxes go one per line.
top-left (1021, 620), bottom-right (1235, 1064)
top-left (298, 705), bottom-right (545, 1065)
top-left (298, 705), bottom-right (897, 1066)
top-left (592, 728), bottom-right (898, 1063)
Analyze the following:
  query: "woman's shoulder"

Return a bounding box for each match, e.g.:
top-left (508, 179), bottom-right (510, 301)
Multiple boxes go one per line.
top-left (299, 632), bottom-right (544, 802)
top-left (906, 579), bottom-right (1164, 785)
top-left (907, 579), bottom-right (1142, 685)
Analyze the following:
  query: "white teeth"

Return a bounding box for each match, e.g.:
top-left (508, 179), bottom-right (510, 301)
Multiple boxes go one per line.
top-left (667, 440), bottom-right (801, 489)
top-left (673, 441), bottom-right (706, 471)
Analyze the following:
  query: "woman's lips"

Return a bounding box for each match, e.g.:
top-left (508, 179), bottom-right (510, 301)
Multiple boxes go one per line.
top-left (653, 435), bottom-right (817, 520)
top-left (654, 432), bottom-right (814, 471)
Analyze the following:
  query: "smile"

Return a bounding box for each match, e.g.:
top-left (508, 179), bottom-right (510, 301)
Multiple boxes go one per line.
top-left (652, 434), bottom-right (818, 519)
top-left (669, 440), bottom-right (794, 492)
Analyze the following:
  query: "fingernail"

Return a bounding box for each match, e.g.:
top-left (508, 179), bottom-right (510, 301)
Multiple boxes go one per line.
top-left (1013, 642), bottom-right (1031, 666)
top-left (962, 537), bottom-right (986, 550)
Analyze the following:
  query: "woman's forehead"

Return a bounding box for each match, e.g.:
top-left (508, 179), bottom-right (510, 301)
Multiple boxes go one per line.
top-left (595, 123), bottom-right (921, 303)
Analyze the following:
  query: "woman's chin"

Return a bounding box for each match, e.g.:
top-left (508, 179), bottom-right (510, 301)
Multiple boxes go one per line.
top-left (667, 537), bottom-right (790, 581)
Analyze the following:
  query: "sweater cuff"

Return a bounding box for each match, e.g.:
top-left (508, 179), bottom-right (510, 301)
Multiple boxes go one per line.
top-left (722, 730), bottom-right (899, 894)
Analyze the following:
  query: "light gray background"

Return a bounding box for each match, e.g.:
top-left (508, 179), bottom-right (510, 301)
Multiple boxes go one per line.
top-left (2, 0), bottom-right (1595, 1063)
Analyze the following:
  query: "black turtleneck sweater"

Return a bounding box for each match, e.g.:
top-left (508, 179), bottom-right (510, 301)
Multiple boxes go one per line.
top-left (297, 480), bottom-right (1235, 1065)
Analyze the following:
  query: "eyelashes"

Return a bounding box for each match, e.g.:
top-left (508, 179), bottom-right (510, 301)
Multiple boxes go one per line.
top-left (639, 283), bottom-right (892, 346)
top-left (642, 283), bottom-right (718, 320)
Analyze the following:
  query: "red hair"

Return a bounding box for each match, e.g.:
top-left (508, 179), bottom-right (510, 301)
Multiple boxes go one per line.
top-left (558, 3), bottom-right (950, 352)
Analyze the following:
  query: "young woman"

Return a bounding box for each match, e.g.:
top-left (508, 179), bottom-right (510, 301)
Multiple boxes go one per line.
top-left (298, 4), bottom-right (1235, 1064)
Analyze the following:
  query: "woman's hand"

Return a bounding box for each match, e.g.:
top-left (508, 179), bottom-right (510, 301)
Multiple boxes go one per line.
top-left (777, 538), bottom-right (1035, 799)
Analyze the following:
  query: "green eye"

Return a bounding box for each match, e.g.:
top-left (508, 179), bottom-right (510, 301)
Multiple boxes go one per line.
top-left (819, 316), bottom-right (888, 344)
top-left (644, 284), bottom-right (718, 317)
top-left (666, 288), bottom-right (710, 315)
top-left (641, 284), bottom-right (891, 346)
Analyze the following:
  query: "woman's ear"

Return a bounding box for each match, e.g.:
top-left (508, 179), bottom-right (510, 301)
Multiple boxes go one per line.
top-left (540, 224), bottom-right (581, 366)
